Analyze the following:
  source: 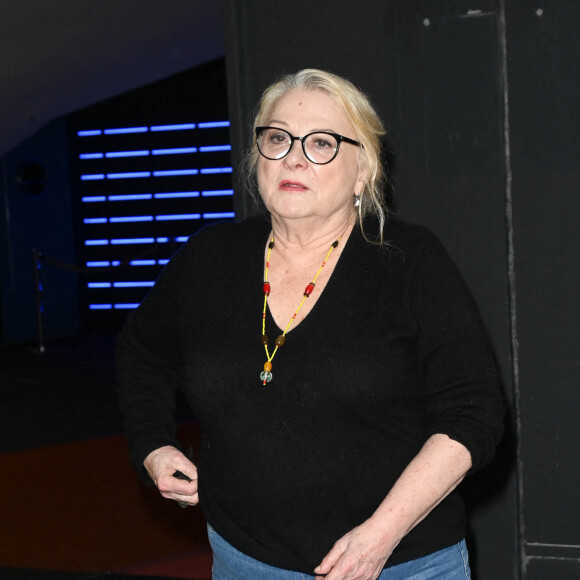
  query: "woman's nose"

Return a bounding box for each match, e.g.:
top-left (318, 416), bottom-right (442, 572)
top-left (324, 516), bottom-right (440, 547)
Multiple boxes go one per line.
top-left (284, 138), bottom-right (309, 166)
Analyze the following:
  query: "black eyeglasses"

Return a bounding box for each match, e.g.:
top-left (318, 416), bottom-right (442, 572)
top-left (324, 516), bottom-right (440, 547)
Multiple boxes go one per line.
top-left (255, 126), bottom-right (362, 165)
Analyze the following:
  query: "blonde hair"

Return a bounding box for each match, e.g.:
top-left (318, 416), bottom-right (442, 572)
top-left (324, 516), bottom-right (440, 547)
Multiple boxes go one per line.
top-left (242, 68), bottom-right (388, 242)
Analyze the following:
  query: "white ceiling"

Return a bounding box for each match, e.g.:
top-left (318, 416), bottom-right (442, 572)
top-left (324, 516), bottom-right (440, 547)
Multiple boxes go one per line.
top-left (0, 0), bottom-right (224, 157)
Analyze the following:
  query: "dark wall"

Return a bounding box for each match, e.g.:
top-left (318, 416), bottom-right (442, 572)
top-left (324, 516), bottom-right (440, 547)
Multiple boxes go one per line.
top-left (0, 119), bottom-right (79, 344)
top-left (223, 1), bottom-right (580, 578)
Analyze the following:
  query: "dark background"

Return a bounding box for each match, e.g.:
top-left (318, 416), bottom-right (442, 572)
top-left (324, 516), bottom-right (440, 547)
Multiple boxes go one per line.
top-left (1, 1), bottom-right (578, 579)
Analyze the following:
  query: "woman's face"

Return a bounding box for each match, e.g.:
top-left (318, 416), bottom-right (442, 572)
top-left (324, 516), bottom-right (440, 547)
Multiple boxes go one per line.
top-left (257, 88), bottom-right (365, 226)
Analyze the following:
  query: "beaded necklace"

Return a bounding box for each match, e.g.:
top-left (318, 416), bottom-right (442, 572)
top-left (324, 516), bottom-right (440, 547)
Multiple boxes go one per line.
top-left (260, 235), bottom-right (340, 385)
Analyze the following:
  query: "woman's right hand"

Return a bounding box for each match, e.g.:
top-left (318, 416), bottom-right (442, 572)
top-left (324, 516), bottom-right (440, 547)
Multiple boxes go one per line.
top-left (143, 445), bottom-right (199, 506)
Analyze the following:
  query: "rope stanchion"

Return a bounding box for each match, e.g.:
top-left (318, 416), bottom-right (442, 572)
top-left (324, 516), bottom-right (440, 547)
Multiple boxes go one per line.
top-left (30, 240), bottom-right (179, 354)
top-left (32, 248), bottom-right (46, 354)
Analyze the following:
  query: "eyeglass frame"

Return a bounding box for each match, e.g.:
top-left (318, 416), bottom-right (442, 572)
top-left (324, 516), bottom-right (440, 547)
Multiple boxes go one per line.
top-left (255, 126), bottom-right (363, 165)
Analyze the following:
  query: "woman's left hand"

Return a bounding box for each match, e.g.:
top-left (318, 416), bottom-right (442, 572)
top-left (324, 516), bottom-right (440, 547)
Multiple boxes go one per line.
top-left (313, 520), bottom-right (396, 580)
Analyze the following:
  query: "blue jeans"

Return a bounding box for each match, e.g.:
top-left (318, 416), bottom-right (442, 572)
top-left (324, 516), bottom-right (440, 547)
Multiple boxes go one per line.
top-left (208, 524), bottom-right (471, 579)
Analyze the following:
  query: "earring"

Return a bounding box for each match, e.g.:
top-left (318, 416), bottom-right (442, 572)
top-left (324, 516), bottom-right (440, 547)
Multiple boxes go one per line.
top-left (353, 194), bottom-right (361, 208)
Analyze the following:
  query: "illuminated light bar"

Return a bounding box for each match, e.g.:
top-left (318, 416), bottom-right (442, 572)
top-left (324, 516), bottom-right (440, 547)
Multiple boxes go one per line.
top-left (114, 303), bottom-right (140, 309)
top-left (112, 260), bottom-right (121, 266)
top-left (82, 196), bottom-right (107, 202)
top-left (105, 150), bottom-right (150, 158)
top-left (155, 214), bottom-right (201, 221)
top-left (84, 218), bottom-right (108, 224)
top-left (81, 174), bottom-right (105, 181)
top-left (104, 127), bottom-right (148, 135)
top-left (78, 130), bottom-right (102, 137)
top-left (107, 171), bottom-right (152, 179)
top-left (108, 193), bottom-right (152, 201)
top-left (88, 282), bottom-right (112, 288)
top-left (130, 260), bottom-right (157, 266)
top-left (154, 191), bottom-right (199, 199)
top-left (202, 189), bottom-right (234, 197)
top-left (199, 145), bottom-right (232, 152)
top-left (150, 123), bottom-right (196, 132)
top-left (156, 237), bottom-right (169, 243)
top-left (198, 121), bottom-right (230, 128)
top-left (175, 236), bottom-right (190, 243)
top-left (203, 212), bottom-right (235, 219)
top-left (109, 216), bottom-right (153, 223)
top-left (113, 281), bottom-right (155, 288)
top-left (86, 261), bottom-right (111, 267)
top-left (85, 239), bottom-right (109, 246)
top-left (80, 153), bottom-right (104, 159)
top-left (152, 169), bottom-right (199, 177)
top-left (90, 304), bottom-right (112, 310)
top-left (152, 147), bottom-right (198, 155)
top-left (110, 237), bottom-right (155, 245)
top-left (200, 167), bottom-right (233, 174)
top-left (158, 259), bottom-right (170, 265)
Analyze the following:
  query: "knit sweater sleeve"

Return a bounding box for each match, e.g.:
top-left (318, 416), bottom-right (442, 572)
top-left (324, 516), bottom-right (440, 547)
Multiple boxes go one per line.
top-left (407, 228), bottom-right (505, 473)
top-left (115, 233), bottom-right (202, 482)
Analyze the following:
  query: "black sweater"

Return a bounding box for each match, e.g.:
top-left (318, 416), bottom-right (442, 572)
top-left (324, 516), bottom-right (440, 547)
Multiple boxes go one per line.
top-left (116, 215), bottom-right (504, 573)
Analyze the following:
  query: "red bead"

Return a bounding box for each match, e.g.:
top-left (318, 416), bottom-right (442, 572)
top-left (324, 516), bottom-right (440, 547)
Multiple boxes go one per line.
top-left (304, 282), bottom-right (315, 296)
top-left (263, 282), bottom-right (271, 295)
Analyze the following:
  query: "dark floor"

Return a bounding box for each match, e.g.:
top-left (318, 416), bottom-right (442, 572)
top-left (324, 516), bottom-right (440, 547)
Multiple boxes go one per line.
top-left (0, 332), bottom-right (195, 580)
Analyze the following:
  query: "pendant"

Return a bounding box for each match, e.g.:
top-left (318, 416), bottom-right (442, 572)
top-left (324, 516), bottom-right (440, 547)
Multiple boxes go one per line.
top-left (260, 371), bottom-right (273, 385)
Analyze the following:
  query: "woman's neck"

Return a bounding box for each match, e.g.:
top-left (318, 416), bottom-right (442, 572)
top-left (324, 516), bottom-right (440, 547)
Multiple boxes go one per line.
top-left (269, 212), bottom-right (357, 261)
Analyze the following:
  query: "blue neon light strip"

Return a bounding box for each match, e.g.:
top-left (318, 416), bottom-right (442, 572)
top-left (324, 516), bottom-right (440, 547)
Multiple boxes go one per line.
top-left (199, 145), bottom-right (232, 152)
top-left (155, 214), bottom-right (201, 221)
top-left (84, 218), bottom-right (108, 224)
top-left (108, 194), bottom-right (152, 201)
top-left (110, 237), bottom-right (155, 245)
top-left (88, 282), bottom-right (112, 288)
top-left (203, 212), bottom-right (236, 219)
top-left (130, 260), bottom-right (157, 266)
top-left (175, 236), bottom-right (190, 243)
top-left (89, 304), bottom-right (112, 310)
top-left (198, 121), bottom-right (230, 128)
top-left (152, 147), bottom-right (198, 155)
top-left (150, 123), bottom-right (196, 132)
top-left (78, 130), bottom-right (102, 137)
top-left (107, 171), bottom-right (152, 179)
top-left (106, 150), bottom-right (150, 158)
top-left (86, 261), bottom-right (111, 267)
top-left (114, 303), bottom-right (140, 309)
top-left (202, 189), bottom-right (234, 197)
top-left (80, 153), bottom-right (104, 160)
top-left (82, 196), bottom-right (107, 202)
top-left (109, 216), bottom-right (153, 223)
top-left (156, 237), bottom-right (169, 243)
top-left (154, 191), bottom-right (199, 199)
top-left (85, 240), bottom-right (109, 246)
top-left (104, 127), bottom-right (148, 135)
top-left (81, 174), bottom-right (105, 181)
top-left (158, 259), bottom-right (170, 265)
top-left (113, 281), bottom-right (155, 288)
top-left (152, 169), bottom-right (199, 177)
top-left (200, 167), bottom-right (233, 174)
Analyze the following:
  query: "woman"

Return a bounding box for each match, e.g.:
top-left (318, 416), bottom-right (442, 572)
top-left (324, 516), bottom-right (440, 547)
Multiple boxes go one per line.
top-left (117, 69), bottom-right (504, 580)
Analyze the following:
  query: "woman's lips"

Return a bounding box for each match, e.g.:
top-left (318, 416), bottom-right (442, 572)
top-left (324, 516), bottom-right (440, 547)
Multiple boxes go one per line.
top-left (279, 180), bottom-right (308, 190)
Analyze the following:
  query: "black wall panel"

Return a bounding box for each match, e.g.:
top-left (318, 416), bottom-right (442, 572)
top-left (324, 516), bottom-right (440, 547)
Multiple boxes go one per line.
top-left (507, 1), bottom-right (580, 569)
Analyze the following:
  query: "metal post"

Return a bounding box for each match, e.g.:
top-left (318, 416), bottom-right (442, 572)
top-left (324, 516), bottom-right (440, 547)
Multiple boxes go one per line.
top-left (32, 248), bottom-right (45, 354)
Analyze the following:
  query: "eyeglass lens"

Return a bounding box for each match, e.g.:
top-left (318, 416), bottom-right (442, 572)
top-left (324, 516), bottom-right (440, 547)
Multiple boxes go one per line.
top-left (257, 128), bottom-right (339, 164)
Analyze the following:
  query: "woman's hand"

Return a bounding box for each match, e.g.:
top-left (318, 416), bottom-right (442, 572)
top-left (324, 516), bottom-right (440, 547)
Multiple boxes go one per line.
top-left (313, 519), bottom-right (396, 580)
top-left (143, 445), bottom-right (199, 506)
